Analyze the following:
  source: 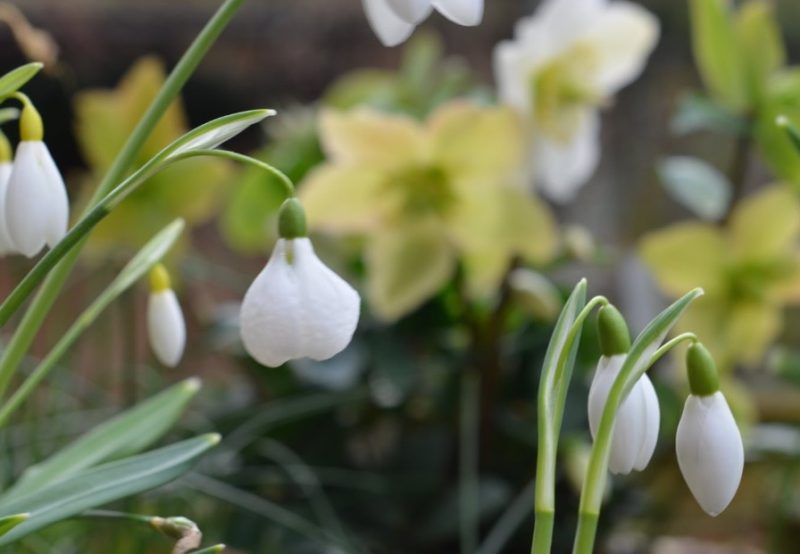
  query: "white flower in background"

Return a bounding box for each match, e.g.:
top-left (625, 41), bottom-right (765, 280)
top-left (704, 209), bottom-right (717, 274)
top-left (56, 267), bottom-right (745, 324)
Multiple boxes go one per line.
top-left (493, 0), bottom-right (659, 201)
top-left (4, 99), bottom-right (69, 257)
top-left (363, 0), bottom-right (484, 47)
top-left (588, 354), bottom-right (660, 474)
top-left (676, 343), bottom-right (744, 516)
top-left (240, 198), bottom-right (360, 367)
top-left (0, 133), bottom-right (16, 255)
top-left (147, 264), bottom-right (186, 367)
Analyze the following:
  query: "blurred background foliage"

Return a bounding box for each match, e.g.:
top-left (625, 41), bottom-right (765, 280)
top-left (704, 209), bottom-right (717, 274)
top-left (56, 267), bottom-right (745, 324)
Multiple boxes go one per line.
top-left (3, 0), bottom-right (800, 553)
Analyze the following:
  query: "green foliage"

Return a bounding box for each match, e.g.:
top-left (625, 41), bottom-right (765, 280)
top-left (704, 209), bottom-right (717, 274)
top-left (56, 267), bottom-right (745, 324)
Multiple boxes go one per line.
top-left (657, 156), bottom-right (731, 220)
top-left (0, 63), bottom-right (42, 100)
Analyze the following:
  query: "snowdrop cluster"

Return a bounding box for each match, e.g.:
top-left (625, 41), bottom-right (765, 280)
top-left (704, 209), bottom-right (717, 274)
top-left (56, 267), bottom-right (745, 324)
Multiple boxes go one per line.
top-left (1, 98), bottom-right (69, 257)
top-left (588, 306), bottom-right (744, 516)
top-left (363, 0), bottom-right (483, 47)
top-left (239, 198), bottom-right (361, 367)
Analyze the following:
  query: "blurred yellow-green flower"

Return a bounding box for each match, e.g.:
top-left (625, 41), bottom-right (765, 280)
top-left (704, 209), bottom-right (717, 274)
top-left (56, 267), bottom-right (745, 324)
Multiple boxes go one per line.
top-left (300, 101), bottom-right (557, 320)
top-left (74, 56), bottom-right (234, 258)
top-left (640, 185), bottom-right (800, 369)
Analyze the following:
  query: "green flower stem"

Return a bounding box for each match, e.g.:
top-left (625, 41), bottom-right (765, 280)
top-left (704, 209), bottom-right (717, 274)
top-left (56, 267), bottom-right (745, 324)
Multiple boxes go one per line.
top-left (572, 512), bottom-right (598, 554)
top-left (649, 333), bottom-right (697, 367)
top-left (0, 0), bottom-right (246, 398)
top-left (460, 369), bottom-right (480, 554)
top-left (185, 148), bottom-right (295, 196)
top-left (532, 295), bottom-right (607, 554)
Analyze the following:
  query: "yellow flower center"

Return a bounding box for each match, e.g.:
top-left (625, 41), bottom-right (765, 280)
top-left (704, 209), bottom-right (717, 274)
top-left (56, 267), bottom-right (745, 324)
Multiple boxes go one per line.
top-left (386, 165), bottom-right (455, 217)
top-left (531, 43), bottom-right (603, 143)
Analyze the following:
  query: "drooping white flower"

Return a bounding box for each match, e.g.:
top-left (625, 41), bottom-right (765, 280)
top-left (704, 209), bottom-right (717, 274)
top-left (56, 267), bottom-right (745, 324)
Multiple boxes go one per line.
top-left (240, 199), bottom-right (361, 367)
top-left (0, 160), bottom-right (16, 255)
top-left (147, 264), bottom-right (186, 367)
top-left (363, 0), bottom-right (484, 47)
top-left (5, 101), bottom-right (69, 257)
top-left (493, 0), bottom-right (659, 201)
top-left (676, 343), bottom-right (744, 516)
top-left (588, 354), bottom-right (660, 475)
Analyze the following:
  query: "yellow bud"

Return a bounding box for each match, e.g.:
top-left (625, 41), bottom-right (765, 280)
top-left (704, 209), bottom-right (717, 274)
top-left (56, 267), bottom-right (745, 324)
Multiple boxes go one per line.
top-left (149, 263), bottom-right (172, 292)
top-left (20, 100), bottom-right (43, 142)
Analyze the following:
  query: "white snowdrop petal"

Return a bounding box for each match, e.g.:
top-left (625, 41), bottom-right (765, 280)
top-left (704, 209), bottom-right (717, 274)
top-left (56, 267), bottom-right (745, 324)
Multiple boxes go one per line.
top-left (676, 392), bottom-right (744, 516)
top-left (0, 162), bottom-right (16, 255)
top-left (362, 0), bottom-right (417, 46)
top-left (240, 238), bottom-right (360, 368)
top-left (5, 142), bottom-right (69, 257)
top-left (147, 289), bottom-right (186, 367)
top-left (433, 0), bottom-right (483, 26)
top-left (633, 373), bottom-right (660, 471)
top-left (386, 0), bottom-right (433, 24)
top-left (587, 354), bottom-right (661, 475)
top-left (290, 239), bottom-right (360, 361)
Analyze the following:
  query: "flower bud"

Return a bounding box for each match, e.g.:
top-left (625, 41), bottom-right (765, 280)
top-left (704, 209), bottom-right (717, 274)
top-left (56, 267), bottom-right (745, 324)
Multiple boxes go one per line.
top-left (597, 304), bottom-right (630, 357)
top-left (676, 343), bottom-right (743, 516)
top-left (147, 264), bottom-right (186, 367)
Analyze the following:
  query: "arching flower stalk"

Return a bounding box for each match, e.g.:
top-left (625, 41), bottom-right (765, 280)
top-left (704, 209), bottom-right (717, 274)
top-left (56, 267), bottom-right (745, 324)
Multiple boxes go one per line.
top-left (147, 264), bottom-right (186, 368)
top-left (239, 198), bottom-right (361, 367)
top-left (4, 96), bottom-right (69, 257)
top-left (363, 0), bottom-right (483, 47)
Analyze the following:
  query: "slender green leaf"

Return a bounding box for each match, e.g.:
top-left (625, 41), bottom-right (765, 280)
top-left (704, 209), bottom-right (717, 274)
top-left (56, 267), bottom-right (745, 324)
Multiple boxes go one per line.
top-left (0, 221), bottom-right (185, 428)
top-left (2, 378), bottom-right (201, 502)
top-left (192, 545), bottom-right (226, 554)
top-left (0, 435), bottom-right (219, 545)
top-left (735, 0), bottom-right (784, 104)
top-left (0, 63), bottom-right (43, 99)
top-left (657, 156), bottom-right (732, 221)
top-left (166, 109), bottom-right (274, 160)
top-left (689, 0), bottom-right (747, 110)
top-left (776, 115), bottom-right (800, 153)
top-left (535, 279), bottom-right (587, 511)
top-left (0, 513), bottom-right (28, 537)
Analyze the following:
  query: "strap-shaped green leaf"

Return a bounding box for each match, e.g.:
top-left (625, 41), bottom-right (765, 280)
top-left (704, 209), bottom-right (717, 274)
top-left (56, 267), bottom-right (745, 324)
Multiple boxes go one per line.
top-left (0, 434), bottom-right (219, 545)
top-left (1, 378), bottom-right (201, 503)
top-left (0, 513), bottom-right (28, 537)
top-left (192, 545), bottom-right (226, 554)
top-left (0, 63), bottom-right (43, 99)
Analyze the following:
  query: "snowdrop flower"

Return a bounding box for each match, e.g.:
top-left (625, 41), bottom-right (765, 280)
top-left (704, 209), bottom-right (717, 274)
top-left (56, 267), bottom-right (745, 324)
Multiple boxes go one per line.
top-left (676, 343), bottom-right (744, 516)
top-left (240, 198), bottom-right (360, 367)
top-left (587, 305), bottom-right (659, 475)
top-left (147, 264), bottom-right (186, 367)
top-left (0, 133), bottom-right (16, 255)
top-left (363, 0), bottom-right (483, 47)
top-left (493, 0), bottom-right (659, 201)
top-left (5, 98), bottom-right (69, 257)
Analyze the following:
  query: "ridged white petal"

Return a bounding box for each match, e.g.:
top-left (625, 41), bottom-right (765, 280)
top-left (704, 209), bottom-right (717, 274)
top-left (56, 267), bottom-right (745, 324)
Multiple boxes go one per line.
top-left (433, 0), bottom-right (483, 26)
top-left (147, 289), bottom-right (186, 367)
top-left (362, 0), bottom-right (417, 47)
top-left (386, 0), bottom-right (433, 24)
top-left (0, 162), bottom-right (16, 255)
top-left (676, 392), bottom-right (744, 516)
top-left (5, 141), bottom-right (69, 257)
top-left (240, 238), bottom-right (361, 368)
top-left (588, 354), bottom-right (661, 475)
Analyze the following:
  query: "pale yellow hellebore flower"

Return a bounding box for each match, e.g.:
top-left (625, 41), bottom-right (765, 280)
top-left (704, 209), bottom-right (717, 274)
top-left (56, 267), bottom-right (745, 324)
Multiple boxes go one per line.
top-left (300, 101), bottom-right (557, 321)
top-left (640, 186), bottom-right (800, 369)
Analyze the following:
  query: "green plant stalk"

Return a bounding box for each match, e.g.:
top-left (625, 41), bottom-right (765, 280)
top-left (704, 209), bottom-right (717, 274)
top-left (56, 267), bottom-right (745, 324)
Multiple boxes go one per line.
top-left (532, 294), bottom-right (606, 554)
top-left (460, 369), bottom-right (480, 554)
top-left (573, 290), bottom-right (703, 554)
top-left (0, 0), bottom-right (246, 396)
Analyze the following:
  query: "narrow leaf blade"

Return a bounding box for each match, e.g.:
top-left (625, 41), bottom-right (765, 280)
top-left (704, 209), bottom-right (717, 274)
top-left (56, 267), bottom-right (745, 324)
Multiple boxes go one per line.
top-left (0, 435), bottom-right (219, 545)
top-left (658, 156), bottom-right (732, 221)
top-left (165, 109), bottom-right (275, 161)
top-left (0, 513), bottom-right (28, 537)
top-left (0, 63), bottom-right (43, 99)
top-left (2, 378), bottom-right (201, 502)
